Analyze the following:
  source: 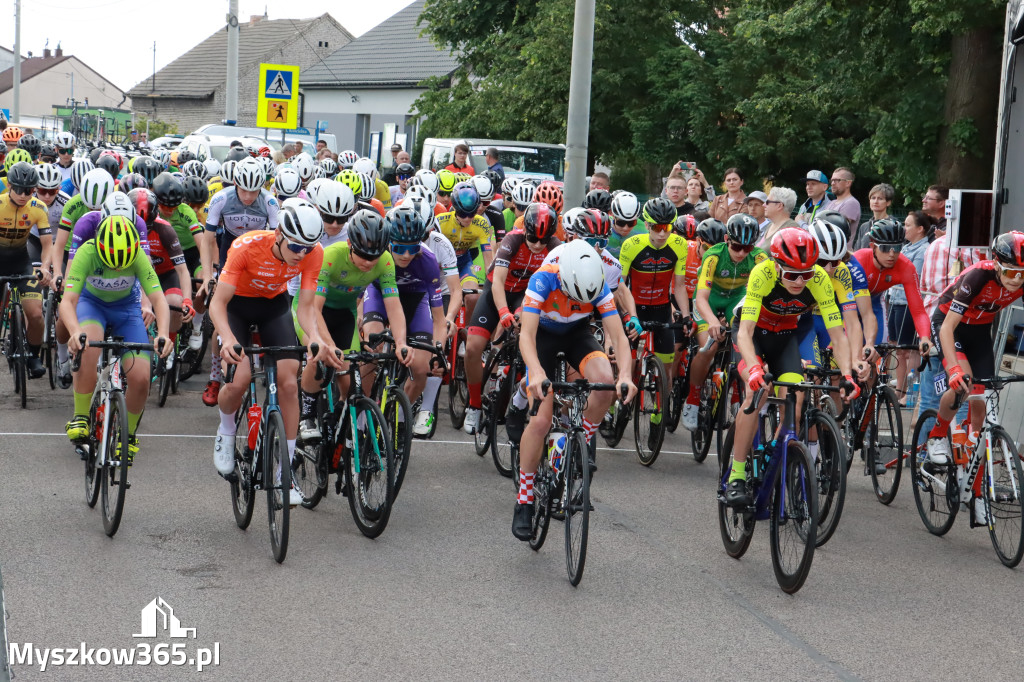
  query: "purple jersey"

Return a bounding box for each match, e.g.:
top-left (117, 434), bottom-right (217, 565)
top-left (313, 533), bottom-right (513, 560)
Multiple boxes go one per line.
top-left (68, 211), bottom-right (150, 264)
top-left (381, 248), bottom-right (443, 308)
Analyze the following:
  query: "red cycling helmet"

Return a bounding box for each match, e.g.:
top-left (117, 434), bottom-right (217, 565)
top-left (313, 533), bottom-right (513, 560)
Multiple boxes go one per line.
top-left (572, 208), bottom-right (611, 240)
top-left (771, 227), bottom-right (819, 270)
top-left (673, 214), bottom-right (698, 240)
top-left (523, 202), bottom-right (558, 241)
top-left (258, 145), bottom-right (271, 158)
top-left (991, 230), bottom-right (1024, 268)
top-left (533, 181), bottom-right (564, 214)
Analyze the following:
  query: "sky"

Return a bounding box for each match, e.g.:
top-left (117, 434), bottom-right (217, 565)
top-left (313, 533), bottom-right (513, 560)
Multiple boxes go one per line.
top-left (4, 0), bottom-right (418, 91)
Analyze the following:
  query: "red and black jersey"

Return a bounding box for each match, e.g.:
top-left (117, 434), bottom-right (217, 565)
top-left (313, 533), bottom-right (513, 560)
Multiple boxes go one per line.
top-left (937, 260), bottom-right (1024, 324)
top-left (488, 232), bottom-right (561, 293)
top-left (146, 217), bottom-right (186, 276)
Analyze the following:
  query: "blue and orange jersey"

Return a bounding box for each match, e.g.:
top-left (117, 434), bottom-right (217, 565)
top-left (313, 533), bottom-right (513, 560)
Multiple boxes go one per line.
top-left (523, 264), bottom-right (617, 333)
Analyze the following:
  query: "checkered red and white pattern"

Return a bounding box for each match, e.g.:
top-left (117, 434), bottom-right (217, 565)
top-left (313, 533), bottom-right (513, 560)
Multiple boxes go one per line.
top-left (517, 471), bottom-right (535, 504)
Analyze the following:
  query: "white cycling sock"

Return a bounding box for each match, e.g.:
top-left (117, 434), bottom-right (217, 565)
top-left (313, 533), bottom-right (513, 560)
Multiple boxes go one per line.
top-left (191, 312), bottom-right (205, 333)
top-left (57, 342), bottom-right (69, 364)
top-left (218, 409), bottom-right (236, 435)
top-left (210, 354), bottom-right (222, 383)
top-left (421, 376), bottom-right (441, 414)
top-left (512, 382), bottom-right (528, 410)
top-left (808, 441), bottom-right (819, 464)
top-left (287, 439), bottom-right (296, 462)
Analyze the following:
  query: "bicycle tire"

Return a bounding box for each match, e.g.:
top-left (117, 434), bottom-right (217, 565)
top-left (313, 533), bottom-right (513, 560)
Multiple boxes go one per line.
top-left (869, 386), bottom-right (904, 504)
top-left (666, 374), bottom-right (684, 433)
top-left (230, 401), bottom-right (256, 530)
top-left (384, 385), bottom-right (413, 499)
top-left (716, 370), bottom-right (743, 464)
top-left (564, 430), bottom-right (591, 586)
top-left (44, 341), bottom-right (55, 391)
top-left (807, 410), bottom-right (847, 547)
top-left (769, 440), bottom-right (818, 594)
top-left (84, 394), bottom-right (102, 508)
top-left (346, 396), bottom-right (395, 538)
top-left (529, 458), bottom-right (554, 551)
top-left (12, 313), bottom-right (26, 408)
top-left (477, 351), bottom-right (505, 458)
top-left (296, 393), bottom-right (332, 510)
top-left (157, 355), bottom-right (171, 407)
top-left (717, 424), bottom-right (755, 558)
top-left (448, 328), bottom-right (468, 429)
top-left (633, 356), bottom-right (668, 466)
top-left (909, 409), bottom-right (958, 536)
top-left (100, 390), bottom-right (130, 537)
top-left (425, 386), bottom-right (440, 439)
top-left (265, 409), bottom-right (290, 563)
top-left (691, 376), bottom-right (714, 463)
top-left (170, 337), bottom-right (181, 395)
top-left (986, 426), bottom-right (1024, 568)
top-left (489, 361), bottom-right (516, 478)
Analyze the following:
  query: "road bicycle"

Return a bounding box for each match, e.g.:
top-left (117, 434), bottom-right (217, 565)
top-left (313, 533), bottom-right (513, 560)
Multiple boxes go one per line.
top-left (688, 329), bottom-right (744, 464)
top-left (177, 276), bottom-right (216, 382)
top-left (71, 333), bottom-right (164, 537)
top-left (527, 375), bottom-right (624, 586)
top-left (40, 276), bottom-right (62, 390)
top-left (718, 375), bottom-right (826, 593)
top-left (224, 341), bottom-right (310, 563)
top-left (477, 324), bottom-right (524, 478)
top-left (909, 374), bottom-right (1024, 567)
top-left (152, 305), bottom-right (185, 407)
top-left (0, 274), bottom-right (40, 408)
top-left (444, 289), bottom-right (477, 429)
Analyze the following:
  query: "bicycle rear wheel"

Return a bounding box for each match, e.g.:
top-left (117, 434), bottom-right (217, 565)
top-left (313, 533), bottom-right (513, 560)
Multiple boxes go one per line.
top-left (691, 378), bottom-right (714, 463)
top-left (769, 441), bottom-right (818, 594)
top-left (12, 313), bottom-right (26, 409)
top-left (489, 366), bottom-right (516, 478)
top-left (448, 328), bottom-right (468, 428)
top-left (346, 397), bottom-right (395, 538)
top-left (230, 402), bottom-right (256, 530)
top-left (477, 352), bottom-right (505, 458)
top-left (564, 431), bottom-right (591, 585)
top-left (383, 386), bottom-right (413, 499)
top-left (716, 370), bottom-right (743, 462)
top-left (83, 396), bottom-right (102, 508)
top-left (986, 426), bottom-right (1024, 567)
top-left (529, 459), bottom-right (554, 551)
top-left (717, 425), bottom-right (755, 558)
top-left (265, 409), bottom-right (290, 563)
top-left (100, 391), bottom-right (130, 537)
top-left (296, 396), bottom-right (330, 510)
top-left (869, 386), bottom-right (903, 504)
top-left (666, 374), bottom-right (684, 433)
top-left (633, 357), bottom-right (667, 466)
top-left (909, 409), bottom-right (958, 536)
top-left (808, 410), bottom-right (847, 547)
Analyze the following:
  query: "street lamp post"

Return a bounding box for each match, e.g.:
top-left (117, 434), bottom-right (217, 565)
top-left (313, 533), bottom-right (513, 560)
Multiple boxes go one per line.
top-left (563, 0), bottom-right (596, 209)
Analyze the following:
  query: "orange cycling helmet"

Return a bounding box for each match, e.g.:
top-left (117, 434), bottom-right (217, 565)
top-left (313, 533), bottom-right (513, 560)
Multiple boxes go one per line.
top-left (771, 227), bottom-right (819, 270)
top-left (2, 126), bottom-right (24, 144)
top-left (534, 181), bottom-right (564, 214)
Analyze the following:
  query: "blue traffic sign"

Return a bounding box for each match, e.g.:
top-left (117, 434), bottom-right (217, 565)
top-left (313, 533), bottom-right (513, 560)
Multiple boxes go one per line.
top-left (265, 69), bottom-right (294, 100)
top-left (0, 109), bottom-right (10, 122)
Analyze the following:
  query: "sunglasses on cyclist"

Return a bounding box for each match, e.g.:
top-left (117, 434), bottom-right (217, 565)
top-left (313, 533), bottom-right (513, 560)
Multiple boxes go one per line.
top-left (779, 267), bottom-right (815, 282)
top-left (454, 210), bottom-right (475, 220)
top-left (320, 214), bottom-right (345, 225)
top-left (585, 237), bottom-right (609, 250)
top-left (729, 242), bottom-right (755, 254)
top-left (281, 237), bottom-right (315, 254)
top-left (437, 190), bottom-right (451, 197)
top-left (35, 188), bottom-right (58, 197)
top-left (58, 148), bottom-right (73, 154)
top-left (817, 258), bottom-right (841, 268)
top-left (874, 243), bottom-right (903, 254)
top-left (390, 242), bottom-right (421, 256)
top-left (397, 174), bottom-right (412, 181)
top-left (1000, 265), bottom-right (1024, 279)
top-left (648, 222), bottom-right (671, 233)
top-left (614, 219), bottom-right (636, 228)
top-left (8, 185), bottom-right (34, 196)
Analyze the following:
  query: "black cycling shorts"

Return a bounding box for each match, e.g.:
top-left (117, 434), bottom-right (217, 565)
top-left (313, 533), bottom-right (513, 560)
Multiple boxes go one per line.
top-left (732, 317), bottom-right (802, 379)
top-left (226, 293), bottom-right (300, 359)
top-left (636, 303), bottom-right (674, 355)
top-left (158, 269), bottom-right (181, 296)
top-left (322, 306), bottom-right (359, 353)
top-left (930, 312), bottom-right (994, 382)
top-left (184, 246), bottom-right (201, 278)
top-left (0, 248), bottom-right (41, 302)
top-left (535, 321), bottom-right (607, 379)
top-left (467, 283), bottom-right (526, 337)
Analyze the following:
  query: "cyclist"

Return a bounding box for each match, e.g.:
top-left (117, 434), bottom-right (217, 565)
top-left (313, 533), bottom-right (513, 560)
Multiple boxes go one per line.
top-left (389, 162), bottom-right (415, 206)
top-left (463, 202), bottom-right (561, 435)
top-left (54, 132), bottom-right (77, 182)
top-left (472, 174), bottom-right (507, 243)
top-left (607, 191), bottom-right (645, 259)
top-left (49, 169), bottom-right (116, 282)
top-left (435, 183), bottom-right (494, 316)
top-left (0, 162), bottom-right (52, 378)
top-left (681, 215), bottom-right (767, 430)
top-left (31, 164), bottom-right (68, 266)
top-left (725, 228), bottom-right (858, 507)
top-left (60, 216), bottom-right (171, 461)
top-left (513, 240), bottom-right (637, 540)
top-left (353, 157), bottom-right (393, 210)
top-left (436, 170), bottom-right (457, 211)
top-left (583, 188), bottom-right (613, 213)
top-left (210, 199), bottom-right (329, 506)
top-left (924, 232), bottom-right (1024, 484)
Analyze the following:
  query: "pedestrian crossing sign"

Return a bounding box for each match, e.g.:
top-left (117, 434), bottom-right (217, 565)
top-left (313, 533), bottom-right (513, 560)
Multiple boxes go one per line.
top-left (257, 63), bottom-right (299, 129)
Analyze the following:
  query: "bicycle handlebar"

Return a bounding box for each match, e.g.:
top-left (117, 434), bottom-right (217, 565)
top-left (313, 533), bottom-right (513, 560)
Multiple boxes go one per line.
top-left (224, 342), bottom-right (316, 384)
top-left (742, 374), bottom-right (847, 415)
top-left (528, 378), bottom-right (628, 416)
top-left (70, 333), bottom-right (166, 372)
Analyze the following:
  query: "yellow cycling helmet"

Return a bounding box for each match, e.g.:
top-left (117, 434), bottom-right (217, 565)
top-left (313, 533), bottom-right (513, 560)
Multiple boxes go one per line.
top-left (336, 169), bottom-right (362, 196)
top-left (436, 169), bottom-right (456, 193)
top-left (453, 171), bottom-right (471, 185)
top-left (3, 148), bottom-right (32, 172)
top-left (96, 215), bottom-right (141, 270)
top-left (127, 156), bottom-right (136, 173)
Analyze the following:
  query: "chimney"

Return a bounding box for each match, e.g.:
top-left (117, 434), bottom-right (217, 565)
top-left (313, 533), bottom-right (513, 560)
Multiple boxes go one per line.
top-left (55, 47), bottom-right (63, 57)
top-left (43, 48), bottom-right (51, 58)
top-left (249, 15), bottom-right (262, 25)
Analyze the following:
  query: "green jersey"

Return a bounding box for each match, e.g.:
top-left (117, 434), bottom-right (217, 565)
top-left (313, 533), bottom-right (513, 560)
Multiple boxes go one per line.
top-left (314, 241), bottom-right (399, 310)
top-left (503, 208), bottom-right (516, 236)
top-left (65, 240), bottom-right (162, 302)
top-left (59, 195), bottom-right (92, 249)
top-left (696, 241), bottom-right (770, 322)
top-left (166, 205), bottom-right (203, 251)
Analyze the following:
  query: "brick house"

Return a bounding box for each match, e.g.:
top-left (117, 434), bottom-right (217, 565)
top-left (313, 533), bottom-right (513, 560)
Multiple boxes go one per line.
top-left (129, 14), bottom-right (352, 134)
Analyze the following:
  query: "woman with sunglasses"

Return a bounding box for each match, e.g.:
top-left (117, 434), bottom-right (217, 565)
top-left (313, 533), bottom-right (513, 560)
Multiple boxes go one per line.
top-left (923, 232), bottom-right (1024, 483)
top-left (53, 131), bottom-right (76, 183)
top-left (725, 228), bottom-right (860, 507)
top-left (682, 215), bottom-right (767, 431)
top-left (32, 164), bottom-right (68, 267)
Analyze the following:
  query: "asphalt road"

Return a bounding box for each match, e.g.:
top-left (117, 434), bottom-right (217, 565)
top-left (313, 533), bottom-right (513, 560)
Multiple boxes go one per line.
top-left (0, 369), bottom-right (1022, 681)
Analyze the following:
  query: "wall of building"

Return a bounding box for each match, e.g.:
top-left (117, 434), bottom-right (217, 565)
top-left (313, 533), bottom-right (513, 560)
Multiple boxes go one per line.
top-left (0, 50), bottom-right (15, 74)
top-left (0, 57), bottom-right (128, 119)
top-left (131, 95), bottom-right (215, 135)
top-left (303, 87), bottom-right (422, 157)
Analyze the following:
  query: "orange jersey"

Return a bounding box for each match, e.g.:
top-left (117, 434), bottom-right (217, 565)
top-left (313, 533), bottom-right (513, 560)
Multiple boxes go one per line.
top-left (220, 231), bottom-right (324, 298)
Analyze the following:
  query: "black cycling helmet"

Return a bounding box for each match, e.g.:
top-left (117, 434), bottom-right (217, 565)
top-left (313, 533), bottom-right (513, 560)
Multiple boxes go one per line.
top-left (38, 143), bottom-right (58, 162)
top-left (95, 154), bottom-right (120, 180)
top-left (127, 188), bottom-right (159, 227)
top-left (523, 202), bottom-right (558, 241)
top-left (175, 148), bottom-right (196, 165)
top-left (696, 218), bottom-right (727, 245)
top-left (152, 172), bottom-right (184, 207)
top-left (347, 209), bottom-right (391, 260)
top-left (481, 169), bottom-right (502, 190)
top-left (387, 204), bottom-right (427, 244)
top-left (641, 196), bottom-right (677, 225)
top-left (134, 156), bottom-right (162, 185)
top-left (89, 147), bottom-right (105, 165)
top-left (17, 134), bottom-right (41, 160)
top-left (117, 172), bottom-right (147, 193)
top-left (224, 146), bottom-right (249, 163)
top-left (394, 162), bottom-right (415, 178)
top-left (868, 218), bottom-right (904, 246)
top-left (582, 188), bottom-right (612, 213)
top-left (991, 231), bottom-right (1024, 267)
top-left (6, 162), bottom-right (39, 190)
top-left (814, 209), bottom-right (850, 240)
top-left (182, 176), bottom-right (210, 205)
top-left (726, 213), bottom-right (760, 246)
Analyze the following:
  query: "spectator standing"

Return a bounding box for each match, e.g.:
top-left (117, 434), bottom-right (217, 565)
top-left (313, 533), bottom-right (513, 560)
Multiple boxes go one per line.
top-left (382, 150), bottom-right (412, 186)
top-left (757, 186), bottom-right (799, 249)
top-left (742, 191), bottom-right (769, 234)
top-left (708, 167), bottom-right (746, 222)
top-left (485, 148), bottom-right (505, 185)
top-left (680, 175), bottom-right (710, 215)
top-left (294, 141), bottom-right (305, 155)
top-left (389, 143), bottom-right (402, 165)
top-left (852, 183), bottom-right (894, 250)
top-left (825, 167), bottom-right (861, 237)
top-left (796, 170), bottom-right (831, 224)
top-left (665, 175), bottom-right (688, 213)
top-left (444, 143), bottom-right (475, 175)
top-left (922, 184), bottom-right (949, 233)
top-left (316, 140), bottom-right (328, 154)
top-left (887, 210), bottom-right (932, 404)
top-left (281, 143), bottom-right (297, 161)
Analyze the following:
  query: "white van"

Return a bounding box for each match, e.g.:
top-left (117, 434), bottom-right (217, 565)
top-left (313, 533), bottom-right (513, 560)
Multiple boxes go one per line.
top-left (191, 124), bottom-right (337, 154)
top-left (420, 138), bottom-right (566, 182)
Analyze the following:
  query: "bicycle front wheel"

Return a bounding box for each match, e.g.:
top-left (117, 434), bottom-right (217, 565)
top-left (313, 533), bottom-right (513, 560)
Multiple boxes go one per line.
top-left (869, 386), bottom-right (904, 504)
top-left (909, 409), bottom-right (958, 536)
top-left (448, 328), bottom-right (468, 429)
top-left (809, 410), bottom-right (847, 547)
top-left (383, 385), bottom-right (413, 499)
top-left (100, 391), bottom-right (130, 537)
top-left (157, 355), bottom-right (172, 407)
top-left (346, 397), bottom-right (395, 538)
top-left (264, 409), bottom-right (290, 563)
top-left (564, 431), bottom-right (591, 585)
top-left (666, 374), bottom-right (684, 433)
top-left (717, 425), bottom-right (755, 558)
top-left (690, 377), bottom-right (714, 463)
top-left (987, 426), bottom-right (1024, 567)
top-left (633, 357), bottom-right (667, 466)
top-left (83, 395), bottom-right (102, 508)
top-left (489, 365), bottom-right (516, 478)
top-left (769, 441), bottom-right (818, 594)
top-left (230, 401), bottom-right (256, 530)
top-left (12, 313), bottom-right (26, 409)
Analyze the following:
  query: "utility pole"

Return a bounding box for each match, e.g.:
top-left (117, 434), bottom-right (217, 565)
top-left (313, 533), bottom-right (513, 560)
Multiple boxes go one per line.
top-left (225, 0), bottom-right (239, 124)
top-left (13, 0), bottom-right (22, 121)
top-left (151, 41), bottom-right (155, 93)
top-left (563, 0), bottom-right (596, 209)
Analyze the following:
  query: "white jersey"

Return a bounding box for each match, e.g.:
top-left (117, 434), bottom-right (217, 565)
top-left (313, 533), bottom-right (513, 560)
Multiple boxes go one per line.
top-left (543, 242), bottom-right (621, 291)
top-left (423, 229), bottom-right (458, 295)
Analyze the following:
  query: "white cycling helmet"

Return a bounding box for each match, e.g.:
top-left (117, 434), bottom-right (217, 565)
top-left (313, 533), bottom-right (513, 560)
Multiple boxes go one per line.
top-left (279, 197), bottom-right (324, 246)
top-left (54, 131), bottom-right (76, 149)
top-left (274, 167), bottom-right (302, 199)
top-left (470, 175), bottom-right (495, 202)
top-left (220, 159), bottom-right (237, 185)
top-left (319, 157), bottom-right (339, 176)
top-left (203, 157), bottom-right (222, 179)
top-left (314, 181), bottom-right (355, 220)
top-left (338, 150), bottom-right (359, 169)
top-left (403, 195), bottom-right (434, 227)
top-left (511, 181), bottom-right (535, 209)
top-left (35, 163), bottom-right (63, 191)
top-left (501, 176), bottom-right (519, 197)
top-left (312, 165), bottom-right (327, 180)
top-left (304, 177), bottom-right (330, 205)
top-left (810, 217), bottom-right (849, 261)
top-left (561, 207), bottom-right (588, 238)
top-left (180, 159), bottom-right (210, 182)
top-left (353, 157), bottom-right (378, 182)
top-left (80, 168), bottom-right (116, 210)
top-left (152, 148), bottom-right (170, 168)
top-left (100, 191), bottom-right (137, 223)
top-left (405, 185), bottom-right (437, 211)
top-left (413, 169), bottom-right (440, 194)
top-left (356, 171), bottom-right (376, 201)
top-left (558, 239), bottom-right (605, 303)
top-left (291, 153), bottom-right (316, 183)
top-left (610, 191), bottom-right (641, 222)
top-left (70, 159), bottom-right (95, 191)
top-left (259, 156), bottom-right (276, 179)
top-left (233, 157), bottom-right (265, 192)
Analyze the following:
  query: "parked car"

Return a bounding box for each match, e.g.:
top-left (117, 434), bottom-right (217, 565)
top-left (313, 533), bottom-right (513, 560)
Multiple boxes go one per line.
top-left (148, 135), bottom-right (183, 149)
top-left (191, 124), bottom-right (337, 154)
top-left (420, 138), bottom-right (566, 182)
top-left (178, 133), bottom-right (278, 163)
